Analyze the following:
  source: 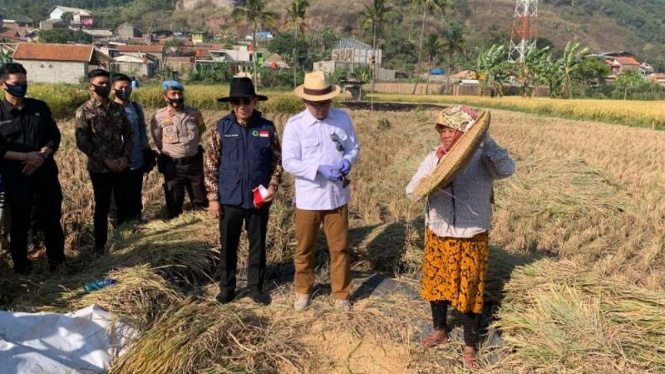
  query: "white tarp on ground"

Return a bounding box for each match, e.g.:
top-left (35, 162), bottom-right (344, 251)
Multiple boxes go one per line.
top-left (0, 305), bottom-right (134, 374)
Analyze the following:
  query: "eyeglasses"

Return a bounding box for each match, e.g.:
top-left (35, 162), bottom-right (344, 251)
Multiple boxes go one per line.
top-left (305, 100), bottom-right (332, 109)
top-left (230, 98), bottom-right (253, 106)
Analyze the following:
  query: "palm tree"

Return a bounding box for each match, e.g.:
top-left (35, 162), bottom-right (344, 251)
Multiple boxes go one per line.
top-left (442, 21), bottom-right (466, 94)
top-left (360, 0), bottom-right (396, 95)
top-left (423, 33), bottom-right (442, 94)
top-left (410, 0), bottom-right (451, 94)
top-left (559, 41), bottom-right (590, 99)
top-left (286, 0), bottom-right (310, 88)
top-left (231, 0), bottom-right (277, 84)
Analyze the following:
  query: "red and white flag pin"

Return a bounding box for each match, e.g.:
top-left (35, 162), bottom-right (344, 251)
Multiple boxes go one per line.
top-left (259, 130), bottom-right (270, 138)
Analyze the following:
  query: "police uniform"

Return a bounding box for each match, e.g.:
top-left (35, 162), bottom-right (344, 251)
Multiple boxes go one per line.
top-left (0, 98), bottom-right (65, 273)
top-left (150, 105), bottom-right (208, 218)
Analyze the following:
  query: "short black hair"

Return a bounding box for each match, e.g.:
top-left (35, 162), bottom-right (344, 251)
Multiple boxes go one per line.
top-left (87, 69), bottom-right (110, 82)
top-left (0, 63), bottom-right (27, 81)
top-left (112, 73), bottom-right (131, 84)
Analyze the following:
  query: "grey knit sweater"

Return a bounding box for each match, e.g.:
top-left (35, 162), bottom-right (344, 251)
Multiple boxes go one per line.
top-left (406, 134), bottom-right (515, 238)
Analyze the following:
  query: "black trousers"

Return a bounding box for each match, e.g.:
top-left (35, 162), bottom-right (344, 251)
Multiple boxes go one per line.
top-left (217, 204), bottom-right (270, 293)
top-left (161, 152), bottom-right (207, 219)
top-left (4, 161), bottom-right (65, 271)
top-left (90, 170), bottom-right (131, 252)
top-left (110, 168), bottom-right (144, 223)
top-left (431, 300), bottom-right (482, 347)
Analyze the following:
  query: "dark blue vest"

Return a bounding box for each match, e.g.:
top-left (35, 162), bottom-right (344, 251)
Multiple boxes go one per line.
top-left (217, 111), bottom-right (274, 209)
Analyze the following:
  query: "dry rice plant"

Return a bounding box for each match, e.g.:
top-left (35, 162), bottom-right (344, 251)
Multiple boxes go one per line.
top-left (2, 105), bottom-right (665, 373)
top-left (110, 298), bottom-right (312, 374)
top-left (493, 258), bottom-right (665, 373)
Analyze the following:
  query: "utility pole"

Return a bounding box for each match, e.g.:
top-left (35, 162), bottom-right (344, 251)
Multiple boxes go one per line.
top-left (508, 0), bottom-right (538, 63)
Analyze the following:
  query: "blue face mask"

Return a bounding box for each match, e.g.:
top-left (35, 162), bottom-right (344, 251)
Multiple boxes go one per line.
top-left (4, 82), bottom-right (28, 98)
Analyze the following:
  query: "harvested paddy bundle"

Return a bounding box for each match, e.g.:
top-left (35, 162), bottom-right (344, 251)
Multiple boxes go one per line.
top-left (110, 299), bottom-right (310, 374)
top-left (495, 259), bottom-right (665, 373)
top-left (107, 215), bottom-right (219, 281)
top-left (75, 265), bottom-right (183, 330)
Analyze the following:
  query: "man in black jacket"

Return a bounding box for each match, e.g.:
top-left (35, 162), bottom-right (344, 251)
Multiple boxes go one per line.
top-left (0, 63), bottom-right (65, 274)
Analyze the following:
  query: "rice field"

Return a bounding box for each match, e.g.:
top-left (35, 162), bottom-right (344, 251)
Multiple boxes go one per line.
top-left (1, 103), bottom-right (664, 373)
top-left (371, 93), bottom-right (665, 130)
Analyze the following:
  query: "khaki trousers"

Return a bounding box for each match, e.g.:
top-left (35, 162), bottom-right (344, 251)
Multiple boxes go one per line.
top-left (294, 205), bottom-right (351, 300)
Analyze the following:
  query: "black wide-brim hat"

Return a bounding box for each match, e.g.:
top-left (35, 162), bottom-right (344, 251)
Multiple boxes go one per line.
top-left (217, 77), bottom-right (268, 102)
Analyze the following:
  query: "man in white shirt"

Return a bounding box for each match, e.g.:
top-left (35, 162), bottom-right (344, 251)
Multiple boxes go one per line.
top-left (282, 71), bottom-right (360, 311)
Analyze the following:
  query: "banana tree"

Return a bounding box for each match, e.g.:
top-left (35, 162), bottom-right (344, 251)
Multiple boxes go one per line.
top-left (476, 44), bottom-right (508, 96)
top-left (559, 41), bottom-right (590, 99)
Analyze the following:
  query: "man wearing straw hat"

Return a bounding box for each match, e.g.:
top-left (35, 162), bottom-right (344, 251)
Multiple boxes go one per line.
top-left (282, 71), bottom-right (360, 311)
top-left (205, 77), bottom-right (282, 306)
top-left (150, 80), bottom-right (208, 219)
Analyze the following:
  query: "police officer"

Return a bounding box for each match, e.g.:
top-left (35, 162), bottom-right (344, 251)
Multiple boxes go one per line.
top-left (150, 81), bottom-right (207, 219)
top-left (205, 77), bottom-right (282, 305)
top-left (0, 63), bottom-right (65, 274)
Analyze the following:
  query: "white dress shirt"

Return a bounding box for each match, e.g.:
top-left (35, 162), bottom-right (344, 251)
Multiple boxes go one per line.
top-left (282, 108), bottom-right (360, 210)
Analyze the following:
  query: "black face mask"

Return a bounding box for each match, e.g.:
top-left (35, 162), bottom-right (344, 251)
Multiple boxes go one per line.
top-left (168, 97), bottom-right (184, 108)
top-left (115, 88), bottom-right (131, 101)
top-left (4, 82), bottom-right (28, 98)
top-left (91, 83), bottom-right (111, 98)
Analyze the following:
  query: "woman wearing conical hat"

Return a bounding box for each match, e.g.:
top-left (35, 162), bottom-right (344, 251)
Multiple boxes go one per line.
top-left (406, 106), bottom-right (515, 368)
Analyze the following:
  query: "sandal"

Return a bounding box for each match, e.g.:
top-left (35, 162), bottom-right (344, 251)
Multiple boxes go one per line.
top-left (463, 350), bottom-right (479, 369)
top-left (421, 330), bottom-right (450, 348)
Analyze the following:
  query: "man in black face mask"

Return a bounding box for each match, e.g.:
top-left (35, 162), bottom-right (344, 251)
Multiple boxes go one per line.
top-left (75, 69), bottom-right (134, 258)
top-left (149, 80), bottom-right (207, 219)
top-left (0, 63), bottom-right (65, 274)
top-left (111, 73), bottom-right (149, 222)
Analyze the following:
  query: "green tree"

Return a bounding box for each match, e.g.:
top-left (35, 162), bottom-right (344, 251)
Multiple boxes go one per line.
top-left (538, 54), bottom-right (563, 98)
top-left (571, 57), bottom-right (610, 96)
top-left (231, 0), bottom-right (277, 85)
top-left (476, 44), bottom-right (508, 96)
top-left (423, 33), bottom-right (442, 93)
top-left (516, 45), bottom-right (550, 97)
top-left (360, 0), bottom-right (396, 93)
top-left (442, 20), bottom-right (466, 93)
top-left (559, 41), bottom-right (590, 99)
top-left (285, 0), bottom-right (310, 88)
top-left (411, 0), bottom-right (452, 94)
top-left (38, 28), bottom-right (93, 44)
top-left (614, 70), bottom-right (644, 100)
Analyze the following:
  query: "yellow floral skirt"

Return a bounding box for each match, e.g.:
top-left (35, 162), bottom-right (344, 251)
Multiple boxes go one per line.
top-left (421, 230), bottom-right (489, 314)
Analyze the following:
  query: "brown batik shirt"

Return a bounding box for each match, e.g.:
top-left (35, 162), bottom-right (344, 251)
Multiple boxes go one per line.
top-left (204, 111), bottom-right (282, 202)
top-left (75, 97), bottom-right (135, 173)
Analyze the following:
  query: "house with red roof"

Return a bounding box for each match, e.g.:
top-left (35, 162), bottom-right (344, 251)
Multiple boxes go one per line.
top-left (12, 43), bottom-right (110, 84)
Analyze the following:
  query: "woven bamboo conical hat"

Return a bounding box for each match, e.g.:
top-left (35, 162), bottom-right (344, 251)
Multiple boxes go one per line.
top-left (410, 110), bottom-right (491, 202)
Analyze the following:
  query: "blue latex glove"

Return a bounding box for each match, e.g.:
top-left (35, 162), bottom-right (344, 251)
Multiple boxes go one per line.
top-left (337, 159), bottom-right (351, 175)
top-left (318, 165), bottom-right (342, 181)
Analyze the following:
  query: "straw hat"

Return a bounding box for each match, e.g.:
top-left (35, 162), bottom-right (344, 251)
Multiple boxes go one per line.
top-left (294, 71), bottom-right (341, 101)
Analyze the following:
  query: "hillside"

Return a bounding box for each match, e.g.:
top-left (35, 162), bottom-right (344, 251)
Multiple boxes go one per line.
top-left (1, 0), bottom-right (664, 64)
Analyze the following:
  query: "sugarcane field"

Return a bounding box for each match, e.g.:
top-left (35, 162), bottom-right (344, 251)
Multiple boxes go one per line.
top-left (1, 0), bottom-right (665, 373)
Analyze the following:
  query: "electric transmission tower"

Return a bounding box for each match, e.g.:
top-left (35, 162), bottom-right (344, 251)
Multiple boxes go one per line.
top-left (508, 0), bottom-right (538, 63)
